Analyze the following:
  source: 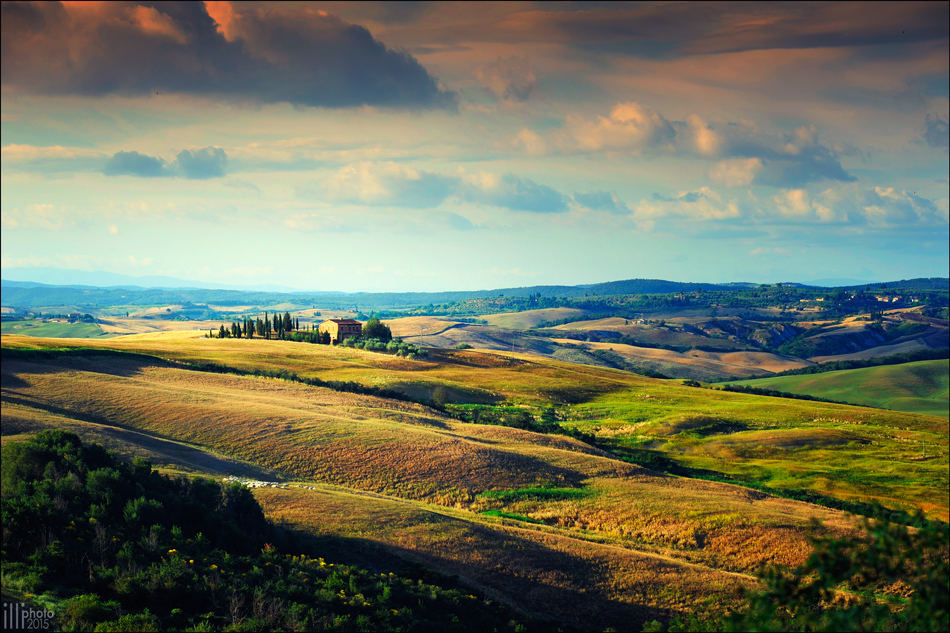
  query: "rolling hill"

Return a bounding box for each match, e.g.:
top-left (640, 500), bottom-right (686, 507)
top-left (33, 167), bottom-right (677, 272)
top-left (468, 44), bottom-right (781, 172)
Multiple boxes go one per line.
top-left (729, 360), bottom-right (950, 418)
top-left (2, 331), bottom-right (947, 627)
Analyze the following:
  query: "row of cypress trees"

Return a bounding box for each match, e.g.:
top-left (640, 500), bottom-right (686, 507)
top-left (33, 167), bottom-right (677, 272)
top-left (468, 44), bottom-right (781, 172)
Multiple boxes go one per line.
top-left (211, 311), bottom-right (304, 339)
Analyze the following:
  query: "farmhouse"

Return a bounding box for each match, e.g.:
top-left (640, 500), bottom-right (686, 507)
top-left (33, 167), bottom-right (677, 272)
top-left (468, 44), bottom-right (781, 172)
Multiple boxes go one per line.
top-left (319, 318), bottom-right (362, 343)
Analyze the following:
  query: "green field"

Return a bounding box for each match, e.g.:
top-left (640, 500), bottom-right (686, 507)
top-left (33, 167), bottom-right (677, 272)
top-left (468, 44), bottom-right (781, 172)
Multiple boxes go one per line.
top-left (0, 320), bottom-right (112, 338)
top-left (729, 360), bottom-right (949, 418)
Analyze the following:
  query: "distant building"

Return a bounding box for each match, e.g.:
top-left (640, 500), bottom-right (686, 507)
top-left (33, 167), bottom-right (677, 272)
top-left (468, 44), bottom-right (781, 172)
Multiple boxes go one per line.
top-left (319, 318), bottom-right (362, 343)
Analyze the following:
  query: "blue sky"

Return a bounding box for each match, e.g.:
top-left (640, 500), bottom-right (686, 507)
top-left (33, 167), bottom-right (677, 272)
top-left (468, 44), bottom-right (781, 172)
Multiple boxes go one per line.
top-left (2, 1), bottom-right (948, 291)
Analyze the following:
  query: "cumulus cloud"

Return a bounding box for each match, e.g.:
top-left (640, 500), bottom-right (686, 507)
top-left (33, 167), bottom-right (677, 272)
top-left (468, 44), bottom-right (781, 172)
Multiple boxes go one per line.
top-left (923, 114), bottom-right (949, 150)
top-left (764, 186), bottom-right (947, 227)
top-left (751, 125), bottom-right (855, 187)
top-left (685, 120), bottom-right (855, 187)
top-left (176, 147), bottom-right (227, 179)
top-left (862, 187), bottom-right (947, 226)
top-left (323, 162), bottom-right (453, 208)
top-left (553, 102), bottom-right (676, 153)
top-left (519, 105), bottom-right (853, 188)
top-left (632, 187), bottom-right (740, 230)
top-left (103, 151), bottom-right (170, 178)
top-left (316, 162), bottom-right (568, 213)
top-left (459, 172), bottom-right (568, 213)
top-left (0, 1), bottom-right (455, 109)
top-left (771, 189), bottom-right (816, 218)
top-left (513, 129), bottom-right (548, 156)
top-left (103, 147), bottom-right (228, 179)
top-left (475, 56), bottom-right (538, 104)
top-left (685, 114), bottom-right (721, 156)
top-left (709, 158), bottom-right (763, 187)
top-left (573, 191), bottom-right (626, 214)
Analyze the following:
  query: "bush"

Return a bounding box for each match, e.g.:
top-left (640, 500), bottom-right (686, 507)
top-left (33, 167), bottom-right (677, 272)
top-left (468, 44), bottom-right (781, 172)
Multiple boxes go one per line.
top-left (362, 317), bottom-right (392, 342)
top-left (727, 514), bottom-right (949, 632)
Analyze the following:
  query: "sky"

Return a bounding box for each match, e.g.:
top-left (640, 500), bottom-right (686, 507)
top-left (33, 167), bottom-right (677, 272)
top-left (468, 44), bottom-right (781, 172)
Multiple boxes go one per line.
top-left (1, 1), bottom-right (948, 292)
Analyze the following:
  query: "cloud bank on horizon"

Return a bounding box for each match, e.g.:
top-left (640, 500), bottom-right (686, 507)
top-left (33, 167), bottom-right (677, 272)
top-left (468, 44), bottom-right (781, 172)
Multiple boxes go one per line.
top-left (1, 1), bottom-right (947, 291)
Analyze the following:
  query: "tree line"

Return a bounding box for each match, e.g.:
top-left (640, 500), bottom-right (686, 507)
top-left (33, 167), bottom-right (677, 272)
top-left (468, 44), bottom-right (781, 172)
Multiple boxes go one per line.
top-left (211, 315), bottom-right (399, 349)
top-left (211, 311), bottom-right (301, 340)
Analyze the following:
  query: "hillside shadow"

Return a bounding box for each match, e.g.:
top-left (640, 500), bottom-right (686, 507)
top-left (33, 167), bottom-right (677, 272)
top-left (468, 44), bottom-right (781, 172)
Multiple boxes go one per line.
top-left (1, 348), bottom-right (163, 379)
top-left (275, 520), bottom-right (679, 632)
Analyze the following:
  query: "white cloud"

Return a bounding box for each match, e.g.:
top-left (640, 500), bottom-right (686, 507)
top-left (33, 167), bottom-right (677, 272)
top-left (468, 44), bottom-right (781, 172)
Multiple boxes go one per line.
top-left (514, 128), bottom-right (547, 156)
top-left (632, 187), bottom-right (740, 230)
top-left (708, 158), bottom-right (763, 187)
top-left (686, 114), bottom-right (721, 156)
top-left (772, 189), bottom-right (811, 217)
top-left (551, 102), bottom-right (676, 153)
top-left (323, 161), bottom-right (452, 208)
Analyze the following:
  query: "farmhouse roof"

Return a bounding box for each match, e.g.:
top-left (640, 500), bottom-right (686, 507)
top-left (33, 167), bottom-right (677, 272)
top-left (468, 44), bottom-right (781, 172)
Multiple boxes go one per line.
top-left (321, 318), bottom-right (361, 325)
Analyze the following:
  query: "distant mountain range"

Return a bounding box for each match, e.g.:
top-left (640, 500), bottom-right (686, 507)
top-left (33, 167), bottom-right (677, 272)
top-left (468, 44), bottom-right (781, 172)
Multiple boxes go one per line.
top-left (0, 268), bottom-right (306, 293)
top-left (2, 268), bottom-right (947, 310)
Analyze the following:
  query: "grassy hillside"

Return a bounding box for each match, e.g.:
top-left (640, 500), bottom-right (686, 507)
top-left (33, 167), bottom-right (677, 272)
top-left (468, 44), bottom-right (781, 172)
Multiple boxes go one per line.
top-left (0, 320), bottom-right (111, 338)
top-left (3, 333), bottom-right (946, 516)
top-left (2, 332), bottom-right (947, 627)
top-left (730, 360), bottom-right (949, 418)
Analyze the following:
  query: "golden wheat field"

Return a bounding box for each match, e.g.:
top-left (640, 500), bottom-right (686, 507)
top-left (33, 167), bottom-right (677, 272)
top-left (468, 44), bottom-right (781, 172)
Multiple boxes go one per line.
top-left (2, 331), bottom-right (947, 627)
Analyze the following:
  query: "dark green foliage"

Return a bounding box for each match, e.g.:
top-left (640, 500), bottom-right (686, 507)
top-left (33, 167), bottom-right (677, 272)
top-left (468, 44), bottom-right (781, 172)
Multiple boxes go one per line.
top-left (718, 384), bottom-right (856, 407)
top-left (362, 317), bottom-right (392, 342)
top-left (1, 432), bottom-right (537, 631)
top-left (341, 337), bottom-right (427, 358)
top-left (445, 404), bottom-right (596, 444)
top-left (480, 510), bottom-right (542, 524)
top-left (432, 385), bottom-right (449, 407)
top-left (477, 487), bottom-right (591, 503)
top-left (725, 516), bottom-right (949, 632)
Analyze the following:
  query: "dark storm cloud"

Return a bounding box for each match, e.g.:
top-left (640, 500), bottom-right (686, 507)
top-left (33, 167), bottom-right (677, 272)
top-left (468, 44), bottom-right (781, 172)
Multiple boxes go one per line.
top-left (490, 2), bottom-right (948, 57)
top-left (686, 2), bottom-right (950, 55)
top-left (0, 1), bottom-right (455, 110)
